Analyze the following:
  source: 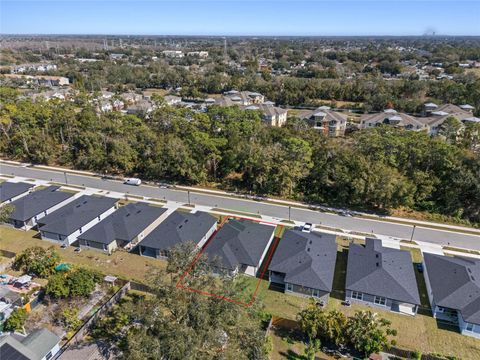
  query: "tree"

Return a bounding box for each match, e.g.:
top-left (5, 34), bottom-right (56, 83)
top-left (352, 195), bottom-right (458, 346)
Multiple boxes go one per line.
top-left (346, 310), bottom-right (397, 357)
top-left (59, 307), bottom-right (82, 332)
top-left (45, 273), bottom-right (70, 298)
top-left (66, 268), bottom-right (101, 297)
top-left (13, 246), bottom-right (59, 278)
top-left (439, 116), bottom-right (462, 144)
top-left (116, 243), bottom-right (270, 360)
top-left (0, 203), bottom-right (14, 222)
top-left (297, 299), bottom-right (325, 340)
top-left (319, 310), bottom-right (347, 347)
top-left (4, 308), bottom-right (28, 332)
top-left (304, 338), bottom-right (321, 360)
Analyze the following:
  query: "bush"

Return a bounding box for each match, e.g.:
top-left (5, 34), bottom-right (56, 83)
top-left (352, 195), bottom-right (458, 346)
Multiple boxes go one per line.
top-left (13, 246), bottom-right (59, 278)
top-left (46, 267), bottom-right (101, 299)
top-left (4, 308), bottom-right (28, 332)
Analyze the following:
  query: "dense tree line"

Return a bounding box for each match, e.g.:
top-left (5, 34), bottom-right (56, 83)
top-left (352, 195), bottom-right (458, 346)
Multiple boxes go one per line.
top-left (0, 88), bottom-right (479, 223)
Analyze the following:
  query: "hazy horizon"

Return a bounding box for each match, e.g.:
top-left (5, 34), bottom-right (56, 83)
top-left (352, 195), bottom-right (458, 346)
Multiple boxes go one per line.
top-left (1, 0), bottom-right (479, 37)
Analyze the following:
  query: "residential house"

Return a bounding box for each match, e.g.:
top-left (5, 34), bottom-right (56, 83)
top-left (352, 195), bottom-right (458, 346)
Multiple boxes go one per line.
top-left (423, 253), bottom-right (480, 338)
top-left (77, 203), bottom-right (168, 254)
top-left (138, 211), bottom-right (217, 259)
top-left (269, 230), bottom-right (337, 304)
top-left (204, 219), bottom-right (275, 277)
top-left (0, 182), bottom-right (34, 204)
top-left (0, 328), bottom-right (61, 360)
top-left (2, 74), bottom-right (69, 86)
top-left (345, 238), bottom-right (420, 316)
top-left (245, 104), bottom-right (288, 127)
top-left (162, 50), bottom-right (184, 58)
top-left (360, 109), bottom-right (427, 131)
top-left (125, 99), bottom-right (155, 115)
top-left (187, 51), bottom-right (209, 58)
top-left (37, 195), bottom-right (117, 246)
top-left (7, 186), bottom-right (75, 230)
top-left (164, 95), bottom-right (182, 106)
top-left (299, 106), bottom-right (347, 137)
top-left (421, 103), bottom-right (477, 135)
top-left (223, 90), bottom-right (265, 105)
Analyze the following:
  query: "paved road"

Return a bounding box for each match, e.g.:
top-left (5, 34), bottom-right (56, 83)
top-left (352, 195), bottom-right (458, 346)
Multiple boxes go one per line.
top-left (2, 163), bottom-right (480, 250)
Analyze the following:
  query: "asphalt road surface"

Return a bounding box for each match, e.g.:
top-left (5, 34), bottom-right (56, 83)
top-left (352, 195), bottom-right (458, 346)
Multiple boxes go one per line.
top-left (1, 163), bottom-right (480, 250)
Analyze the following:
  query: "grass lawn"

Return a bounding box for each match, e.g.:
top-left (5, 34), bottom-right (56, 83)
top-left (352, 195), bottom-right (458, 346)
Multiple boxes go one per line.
top-left (240, 243), bottom-right (480, 359)
top-left (0, 225), bottom-right (166, 283)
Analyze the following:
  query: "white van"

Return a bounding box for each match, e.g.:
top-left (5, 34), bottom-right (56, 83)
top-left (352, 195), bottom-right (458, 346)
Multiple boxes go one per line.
top-left (124, 177), bottom-right (142, 186)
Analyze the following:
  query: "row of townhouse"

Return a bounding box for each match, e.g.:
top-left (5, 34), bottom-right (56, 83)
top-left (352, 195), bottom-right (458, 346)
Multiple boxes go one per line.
top-left (360, 103), bottom-right (479, 135)
top-left (2, 182), bottom-right (480, 338)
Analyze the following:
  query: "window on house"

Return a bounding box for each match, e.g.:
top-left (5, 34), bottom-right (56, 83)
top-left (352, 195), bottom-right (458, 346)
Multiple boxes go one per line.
top-left (46, 352), bottom-right (53, 360)
top-left (351, 291), bottom-right (363, 300)
top-left (98, 216), bottom-right (101, 220)
top-left (312, 289), bottom-right (320, 298)
top-left (466, 323), bottom-right (475, 332)
top-left (286, 283), bottom-right (293, 292)
top-left (79, 227), bottom-right (82, 234)
top-left (103, 244), bottom-right (107, 251)
top-left (86, 241), bottom-right (90, 247)
top-left (374, 296), bottom-right (387, 306)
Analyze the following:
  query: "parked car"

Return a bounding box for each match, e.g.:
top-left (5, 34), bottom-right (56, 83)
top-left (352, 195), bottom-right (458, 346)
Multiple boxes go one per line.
top-left (124, 177), bottom-right (142, 186)
top-left (302, 223), bottom-right (314, 233)
top-left (339, 210), bottom-right (353, 217)
top-left (74, 247), bottom-right (81, 253)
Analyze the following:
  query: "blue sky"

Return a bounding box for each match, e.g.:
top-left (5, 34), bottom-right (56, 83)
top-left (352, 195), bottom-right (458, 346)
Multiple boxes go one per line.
top-left (1, 1), bottom-right (479, 36)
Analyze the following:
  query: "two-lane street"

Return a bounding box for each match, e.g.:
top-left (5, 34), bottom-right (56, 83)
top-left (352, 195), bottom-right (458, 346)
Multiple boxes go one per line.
top-left (1, 162), bottom-right (479, 250)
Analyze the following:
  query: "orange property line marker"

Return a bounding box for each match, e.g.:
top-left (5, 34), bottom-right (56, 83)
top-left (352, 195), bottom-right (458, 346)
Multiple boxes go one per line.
top-left (176, 217), bottom-right (283, 308)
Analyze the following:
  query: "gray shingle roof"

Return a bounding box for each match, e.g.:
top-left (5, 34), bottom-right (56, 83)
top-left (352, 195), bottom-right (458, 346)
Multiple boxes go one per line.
top-left (78, 203), bottom-right (167, 245)
top-left (9, 186), bottom-right (74, 222)
top-left (138, 211), bottom-right (217, 250)
top-left (0, 328), bottom-right (60, 360)
top-left (204, 219), bottom-right (275, 270)
top-left (38, 195), bottom-right (117, 236)
top-left (269, 230), bottom-right (337, 291)
top-left (0, 182), bottom-right (33, 202)
top-left (424, 253), bottom-right (480, 325)
top-left (346, 238), bottom-right (420, 305)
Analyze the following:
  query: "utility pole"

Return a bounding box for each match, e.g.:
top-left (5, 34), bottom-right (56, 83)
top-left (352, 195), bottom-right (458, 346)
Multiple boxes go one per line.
top-left (63, 171), bottom-right (68, 185)
top-left (187, 190), bottom-right (191, 205)
top-left (410, 225), bottom-right (416, 242)
top-left (288, 206), bottom-right (291, 221)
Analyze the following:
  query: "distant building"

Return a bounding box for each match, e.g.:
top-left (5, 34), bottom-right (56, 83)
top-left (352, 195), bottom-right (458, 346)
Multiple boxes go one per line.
top-left (12, 63), bottom-right (57, 74)
top-left (247, 104), bottom-right (288, 127)
top-left (360, 109), bottom-right (427, 131)
top-left (2, 74), bottom-right (69, 86)
top-left (162, 50), bottom-right (184, 58)
top-left (187, 51), bottom-right (209, 58)
top-left (164, 95), bottom-right (182, 106)
top-left (298, 106), bottom-right (347, 137)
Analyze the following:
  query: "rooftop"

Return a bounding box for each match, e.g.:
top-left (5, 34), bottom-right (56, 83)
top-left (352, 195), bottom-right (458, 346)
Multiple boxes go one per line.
top-left (269, 230), bottom-right (337, 291)
top-left (204, 219), bottom-right (275, 270)
top-left (138, 211), bottom-right (217, 250)
top-left (424, 253), bottom-right (480, 325)
top-left (37, 195), bottom-right (117, 236)
top-left (9, 186), bottom-right (74, 222)
top-left (78, 202), bottom-right (167, 244)
top-left (346, 238), bottom-right (420, 305)
top-left (0, 328), bottom-right (60, 360)
top-left (0, 182), bottom-right (34, 203)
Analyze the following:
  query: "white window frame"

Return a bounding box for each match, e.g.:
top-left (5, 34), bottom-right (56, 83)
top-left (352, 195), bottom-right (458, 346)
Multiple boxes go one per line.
top-left (312, 289), bottom-right (320, 298)
top-left (374, 296), bottom-right (387, 306)
top-left (351, 291), bottom-right (363, 300)
top-left (466, 323), bottom-right (475, 332)
top-left (286, 283), bottom-right (293, 292)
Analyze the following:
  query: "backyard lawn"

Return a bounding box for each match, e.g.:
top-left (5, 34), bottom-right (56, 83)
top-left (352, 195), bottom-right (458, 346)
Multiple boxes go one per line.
top-left (0, 225), bottom-right (166, 283)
